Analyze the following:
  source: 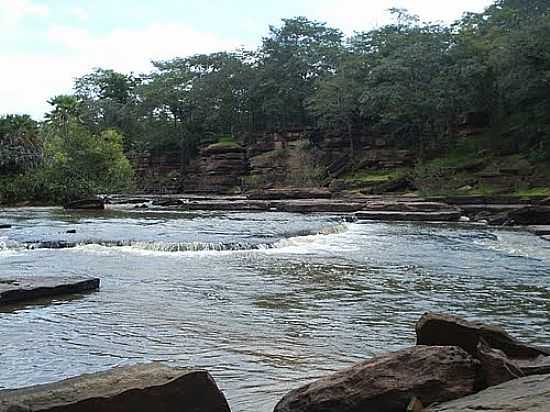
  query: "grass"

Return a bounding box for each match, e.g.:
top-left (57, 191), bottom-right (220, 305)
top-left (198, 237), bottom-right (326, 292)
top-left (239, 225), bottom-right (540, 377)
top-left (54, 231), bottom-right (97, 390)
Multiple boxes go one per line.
top-left (343, 168), bottom-right (408, 183)
top-left (514, 187), bottom-right (550, 197)
top-left (217, 135), bottom-right (236, 144)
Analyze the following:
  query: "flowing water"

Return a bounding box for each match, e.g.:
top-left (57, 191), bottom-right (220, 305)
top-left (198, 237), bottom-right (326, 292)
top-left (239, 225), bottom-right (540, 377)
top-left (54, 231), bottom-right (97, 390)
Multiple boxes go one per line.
top-left (1, 206), bottom-right (549, 411)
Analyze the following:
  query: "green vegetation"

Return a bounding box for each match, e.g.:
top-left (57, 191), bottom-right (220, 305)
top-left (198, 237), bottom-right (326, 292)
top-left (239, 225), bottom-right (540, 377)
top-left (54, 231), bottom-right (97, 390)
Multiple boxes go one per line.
top-left (344, 169), bottom-right (408, 183)
top-left (2, 0), bottom-right (550, 202)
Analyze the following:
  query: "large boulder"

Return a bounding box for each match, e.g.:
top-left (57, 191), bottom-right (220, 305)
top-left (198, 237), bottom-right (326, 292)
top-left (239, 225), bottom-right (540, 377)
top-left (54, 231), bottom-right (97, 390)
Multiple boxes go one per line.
top-left (426, 373), bottom-right (550, 412)
top-left (274, 346), bottom-right (479, 412)
top-left (416, 313), bottom-right (550, 359)
top-left (0, 363), bottom-right (231, 412)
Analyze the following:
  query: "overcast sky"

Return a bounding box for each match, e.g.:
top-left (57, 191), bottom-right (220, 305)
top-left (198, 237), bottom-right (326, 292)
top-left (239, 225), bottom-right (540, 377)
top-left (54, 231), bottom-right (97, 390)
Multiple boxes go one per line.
top-left (0, 0), bottom-right (494, 119)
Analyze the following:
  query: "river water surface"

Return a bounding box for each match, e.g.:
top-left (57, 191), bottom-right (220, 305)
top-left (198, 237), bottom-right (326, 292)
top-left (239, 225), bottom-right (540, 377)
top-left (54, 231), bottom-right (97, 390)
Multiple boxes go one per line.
top-left (1, 207), bottom-right (549, 411)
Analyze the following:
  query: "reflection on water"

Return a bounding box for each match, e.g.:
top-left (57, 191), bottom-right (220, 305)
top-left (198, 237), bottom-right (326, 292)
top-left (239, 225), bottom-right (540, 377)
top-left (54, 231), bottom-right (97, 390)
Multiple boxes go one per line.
top-left (0, 207), bottom-right (549, 412)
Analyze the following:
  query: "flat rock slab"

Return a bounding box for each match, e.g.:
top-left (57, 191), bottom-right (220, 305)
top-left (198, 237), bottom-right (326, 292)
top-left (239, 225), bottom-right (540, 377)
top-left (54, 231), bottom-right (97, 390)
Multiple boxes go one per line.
top-left (527, 226), bottom-right (550, 236)
top-left (427, 373), bottom-right (550, 412)
top-left (355, 210), bottom-right (461, 222)
top-left (0, 277), bottom-right (100, 306)
top-left (0, 363), bottom-right (231, 412)
top-left (542, 235), bottom-right (550, 242)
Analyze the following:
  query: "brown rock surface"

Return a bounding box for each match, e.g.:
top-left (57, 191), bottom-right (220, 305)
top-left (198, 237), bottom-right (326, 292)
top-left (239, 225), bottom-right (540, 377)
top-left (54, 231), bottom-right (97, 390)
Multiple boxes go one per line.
top-left (476, 338), bottom-right (524, 387)
top-left (416, 313), bottom-right (550, 359)
top-left (426, 373), bottom-right (550, 412)
top-left (0, 363), bottom-right (231, 412)
top-left (274, 346), bottom-right (479, 412)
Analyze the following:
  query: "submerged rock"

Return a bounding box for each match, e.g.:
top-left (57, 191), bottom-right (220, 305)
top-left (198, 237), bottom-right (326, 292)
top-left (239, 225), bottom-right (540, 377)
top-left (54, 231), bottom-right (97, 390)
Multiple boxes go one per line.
top-left (274, 346), bottom-right (479, 412)
top-left (0, 276), bottom-right (100, 306)
top-left (0, 363), bottom-right (231, 412)
top-left (426, 373), bottom-right (550, 412)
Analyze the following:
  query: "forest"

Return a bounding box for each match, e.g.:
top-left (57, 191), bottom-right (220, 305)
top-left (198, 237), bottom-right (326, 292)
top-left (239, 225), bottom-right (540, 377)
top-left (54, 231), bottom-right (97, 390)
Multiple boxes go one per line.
top-left (1, 0), bottom-right (549, 203)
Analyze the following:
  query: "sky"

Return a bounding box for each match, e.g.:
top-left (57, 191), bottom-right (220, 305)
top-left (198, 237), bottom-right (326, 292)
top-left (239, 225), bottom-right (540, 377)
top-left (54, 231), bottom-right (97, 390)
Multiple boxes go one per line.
top-left (0, 0), bottom-right (494, 119)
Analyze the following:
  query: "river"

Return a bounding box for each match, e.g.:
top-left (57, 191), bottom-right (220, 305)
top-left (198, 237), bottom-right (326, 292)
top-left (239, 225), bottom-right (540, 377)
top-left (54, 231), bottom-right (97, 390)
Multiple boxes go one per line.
top-left (1, 207), bottom-right (549, 411)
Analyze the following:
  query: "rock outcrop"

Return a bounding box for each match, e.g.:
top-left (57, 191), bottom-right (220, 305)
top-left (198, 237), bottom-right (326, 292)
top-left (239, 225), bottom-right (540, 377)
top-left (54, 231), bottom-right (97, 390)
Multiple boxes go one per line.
top-left (426, 373), bottom-right (550, 412)
top-left (273, 346), bottom-right (479, 412)
top-left (0, 363), bottom-right (231, 412)
top-left (416, 313), bottom-right (550, 359)
top-left (181, 143), bottom-right (248, 194)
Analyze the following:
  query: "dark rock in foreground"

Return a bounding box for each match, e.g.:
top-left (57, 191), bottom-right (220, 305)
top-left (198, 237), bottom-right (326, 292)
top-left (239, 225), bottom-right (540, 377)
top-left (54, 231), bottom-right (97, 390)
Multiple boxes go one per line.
top-left (0, 224), bottom-right (12, 229)
top-left (274, 346), bottom-right (479, 412)
top-left (426, 373), bottom-right (550, 412)
top-left (0, 363), bottom-right (231, 412)
top-left (416, 313), bottom-right (550, 359)
top-left (0, 276), bottom-right (100, 306)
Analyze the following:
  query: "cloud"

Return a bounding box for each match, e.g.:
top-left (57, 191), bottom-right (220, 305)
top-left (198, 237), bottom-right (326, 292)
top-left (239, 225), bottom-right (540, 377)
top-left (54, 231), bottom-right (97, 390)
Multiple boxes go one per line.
top-left (69, 7), bottom-right (89, 22)
top-left (0, 23), bottom-right (242, 118)
top-left (0, 0), bottom-right (48, 28)
top-left (313, 0), bottom-right (494, 34)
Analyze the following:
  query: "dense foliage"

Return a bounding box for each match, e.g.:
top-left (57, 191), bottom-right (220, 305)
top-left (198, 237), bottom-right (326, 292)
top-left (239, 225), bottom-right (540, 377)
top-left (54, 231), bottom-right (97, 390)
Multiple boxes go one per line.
top-left (1, 0), bottom-right (549, 203)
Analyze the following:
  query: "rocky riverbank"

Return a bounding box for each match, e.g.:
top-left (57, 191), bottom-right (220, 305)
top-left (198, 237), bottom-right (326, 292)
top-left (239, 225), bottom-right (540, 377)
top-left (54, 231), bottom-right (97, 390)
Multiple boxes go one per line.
top-left (1, 313), bottom-right (547, 411)
top-left (104, 192), bottom-right (550, 241)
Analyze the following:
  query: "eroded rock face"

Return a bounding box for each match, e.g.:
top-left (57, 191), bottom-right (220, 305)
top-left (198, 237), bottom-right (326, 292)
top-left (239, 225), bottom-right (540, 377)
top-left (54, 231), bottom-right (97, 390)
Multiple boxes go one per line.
top-left (0, 363), bottom-right (231, 412)
top-left (274, 346), bottom-right (479, 412)
top-left (416, 313), bottom-right (550, 359)
top-left (426, 373), bottom-right (550, 412)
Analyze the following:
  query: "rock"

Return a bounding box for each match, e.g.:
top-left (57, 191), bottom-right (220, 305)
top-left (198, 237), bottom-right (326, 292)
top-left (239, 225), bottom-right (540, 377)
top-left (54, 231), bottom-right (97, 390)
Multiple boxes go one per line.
top-left (362, 176), bottom-right (416, 195)
top-left (66, 229), bottom-right (77, 234)
top-left (0, 277), bottom-right (100, 306)
top-left (355, 210), bottom-right (462, 222)
top-left (64, 198), bottom-right (105, 210)
top-left (476, 338), bottom-right (524, 387)
top-left (540, 197), bottom-right (550, 205)
top-left (0, 363), bottom-right (231, 412)
top-left (416, 313), bottom-right (550, 359)
top-left (459, 216), bottom-right (471, 222)
top-left (271, 200), bottom-right (364, 213)
top-left (542, 235), bottom-right (550, 242)
top-left (408, 398), bottom-right (425, 412)
top-left (201, 142), bottom-right (245, 156)
top-left (527, 226), bottom-right (550, 236)
top-left (426, 373), bottom-right (550, 412)
top-left (0, 224), bottom-right (12, 229)
top-left (246, 189), bottom-right (332, 200)
top-left (516, 356), bottom-right (550, 376)
top-left (152, 199), bottom-right (185, 206)
top-left (273, 346), bottom-right (479, 412)
top-left (507, 206), bottom-right (550, 225)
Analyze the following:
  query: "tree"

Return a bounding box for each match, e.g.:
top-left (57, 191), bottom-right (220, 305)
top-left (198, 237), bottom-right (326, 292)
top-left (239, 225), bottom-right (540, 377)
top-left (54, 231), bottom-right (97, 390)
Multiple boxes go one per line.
top-left (256, 17), bottom-right (344, 129)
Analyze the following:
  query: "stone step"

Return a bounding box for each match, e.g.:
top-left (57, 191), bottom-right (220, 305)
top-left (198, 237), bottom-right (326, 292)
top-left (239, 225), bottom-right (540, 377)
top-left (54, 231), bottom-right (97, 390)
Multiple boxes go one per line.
top-left (0, 277), bottom-right (100, 306)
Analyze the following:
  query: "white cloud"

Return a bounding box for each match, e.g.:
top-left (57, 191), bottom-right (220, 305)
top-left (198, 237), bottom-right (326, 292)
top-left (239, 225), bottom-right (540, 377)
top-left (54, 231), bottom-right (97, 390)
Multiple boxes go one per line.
top-left (69, 7), bottom-right (89, 22)
top-left (314, 0), bottom-right (494, 34)
top-left (0, 0), bottom-right (48, 28)
top-left (0, 24), bottom-right (242, 118)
